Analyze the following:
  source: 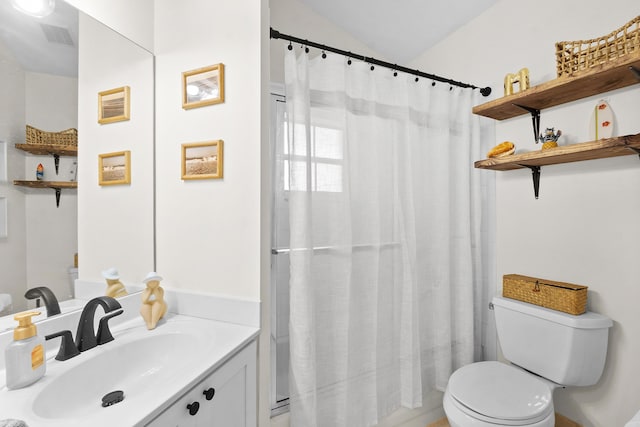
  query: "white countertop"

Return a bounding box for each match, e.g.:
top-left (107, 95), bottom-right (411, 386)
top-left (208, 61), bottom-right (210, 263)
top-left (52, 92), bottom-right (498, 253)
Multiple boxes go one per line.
top-left (0, 313), bottom-right (259, 426)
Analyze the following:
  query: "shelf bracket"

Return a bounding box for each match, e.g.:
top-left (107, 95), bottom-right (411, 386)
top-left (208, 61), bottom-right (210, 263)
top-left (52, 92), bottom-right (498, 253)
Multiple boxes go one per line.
top-left (630, 66), bottom-right (640, 80)
top-left (519, 165), bottom-right (541, 199)
top-left (626, 146), bottom-right (640, 159)
top-left (54, 188), bottom-right (61, 207)
top-left (513, 104), bottom-right (541, 144)
top-left (53, 154), bottom-right (60, 175)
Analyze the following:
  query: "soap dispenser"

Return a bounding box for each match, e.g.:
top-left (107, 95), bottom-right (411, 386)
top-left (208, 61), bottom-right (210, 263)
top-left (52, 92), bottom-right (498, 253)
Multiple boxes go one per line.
top-left (4, 311), bottom-right (46, 390)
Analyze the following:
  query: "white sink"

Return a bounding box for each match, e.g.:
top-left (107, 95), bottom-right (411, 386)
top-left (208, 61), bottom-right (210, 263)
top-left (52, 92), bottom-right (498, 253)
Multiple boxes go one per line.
top-left (33, 330), bottom-right (198, 419)
top-left (0, 313), bottom-right (259, 426)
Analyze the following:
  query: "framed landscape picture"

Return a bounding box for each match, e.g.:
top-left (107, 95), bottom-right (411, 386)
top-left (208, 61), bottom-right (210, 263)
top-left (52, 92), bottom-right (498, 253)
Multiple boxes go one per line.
top-left (98, 86), bottom-right (130, 124)
top-left (99, 150), bottom-right (131, 185)
top-left (182, 64), bottom-right (224, 109)
top-left (181, 140), bottom-right (223, 180)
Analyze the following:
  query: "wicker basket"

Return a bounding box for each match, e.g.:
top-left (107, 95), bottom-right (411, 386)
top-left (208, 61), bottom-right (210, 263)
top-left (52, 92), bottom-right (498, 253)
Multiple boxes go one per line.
top-left (555, 16), bottom-right (640, 78)
top-left (26, 125), bottom-right (78, 146)
top-left (502, 274), bottom-right (588, 315)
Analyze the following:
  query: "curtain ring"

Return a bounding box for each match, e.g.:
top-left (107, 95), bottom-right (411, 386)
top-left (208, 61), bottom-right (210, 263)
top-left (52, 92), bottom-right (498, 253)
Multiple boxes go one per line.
top-left (305, 46), bottom-right (309, 54)
top-left (322, 50), bottom-right (326, 59)
top-left (287, 41), bottom-right (292, 51)
top-left (347, 58), bottom-right (352, 65)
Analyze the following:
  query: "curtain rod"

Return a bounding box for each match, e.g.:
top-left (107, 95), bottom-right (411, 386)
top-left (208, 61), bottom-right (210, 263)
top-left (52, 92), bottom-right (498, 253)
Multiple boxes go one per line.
top-left (270, 28), bottom-right (492, 97)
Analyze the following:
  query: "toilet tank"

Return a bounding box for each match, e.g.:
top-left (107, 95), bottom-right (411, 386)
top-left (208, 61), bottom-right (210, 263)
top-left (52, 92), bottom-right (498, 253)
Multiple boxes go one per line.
top-left (492, 296), bottom-right (613, 386)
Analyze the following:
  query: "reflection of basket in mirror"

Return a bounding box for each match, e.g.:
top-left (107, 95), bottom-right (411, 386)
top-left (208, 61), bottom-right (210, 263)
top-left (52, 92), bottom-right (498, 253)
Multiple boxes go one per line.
top-left (26, 125), bottom-right (78, 146)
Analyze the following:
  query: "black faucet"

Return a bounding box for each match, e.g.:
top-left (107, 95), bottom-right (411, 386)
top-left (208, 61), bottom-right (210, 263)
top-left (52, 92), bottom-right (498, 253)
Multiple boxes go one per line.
top-left (25, 286), bottom-right (61, 317)
top-left (75, 296), bottom-right (123, 352)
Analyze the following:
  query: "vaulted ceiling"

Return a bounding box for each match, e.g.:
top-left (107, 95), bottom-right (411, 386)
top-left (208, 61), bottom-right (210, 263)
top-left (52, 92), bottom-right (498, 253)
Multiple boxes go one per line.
top-left (299, 0), bottom-right (499, 63)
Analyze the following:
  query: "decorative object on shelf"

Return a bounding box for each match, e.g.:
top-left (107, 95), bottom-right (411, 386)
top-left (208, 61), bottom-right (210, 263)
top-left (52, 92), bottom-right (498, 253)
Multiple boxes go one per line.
top-left (98, 86), bottom-right (130, 124)
top-left (181, 140), bottom-right (224, 180)
top-left (102, 267), bottom-right (128, 298)
top-left (98, 150), bottom-right (131, 186)
top-left (36, 163), bottom-right (44, 180)
top-left (556, 16), bottom-right (640, 78)
top-left (503, 67), bottom-right (530, 96)
top-left (182, 63), bottom-right (225, 109)
top-left (140, 272), bottom-right (167, 330)
top-left (487, 141), bottom-right (515, 158)
top-left (26, 125), bottom-right (77, 147)
top-left (538, 127), bottom-right (561, 150)
top-left (589, 100), bottom-right (614, 140)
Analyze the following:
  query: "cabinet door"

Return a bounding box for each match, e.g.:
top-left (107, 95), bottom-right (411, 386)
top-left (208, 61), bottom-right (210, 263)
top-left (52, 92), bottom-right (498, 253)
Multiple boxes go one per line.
top-left (146, 341), bottom-right (257, 427)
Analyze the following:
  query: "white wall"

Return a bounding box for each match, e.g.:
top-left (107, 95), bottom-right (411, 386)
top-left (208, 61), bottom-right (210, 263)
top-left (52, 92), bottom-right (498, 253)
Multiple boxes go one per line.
top-left (64, 0), bottom-right (154, 53)
top-left (411, 1), bottom-right (640, 425)
top-left (154, 0), bottom-right (266, 301)
top-left (24, 72), bottom-right (78, 301)
top-left (0, 39), bottom-right (27, 312)
top-left (77, 13), bottom-right (155, 285)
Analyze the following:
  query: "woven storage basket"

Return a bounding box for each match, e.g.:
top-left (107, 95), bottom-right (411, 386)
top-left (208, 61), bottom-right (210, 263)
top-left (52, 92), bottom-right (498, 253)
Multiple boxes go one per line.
top-left (26, 125), bottom-right (78, 146)
top-left (502, 274), bottom-right (588, 315)
top-left (555, 15), bottom-right (640, 78)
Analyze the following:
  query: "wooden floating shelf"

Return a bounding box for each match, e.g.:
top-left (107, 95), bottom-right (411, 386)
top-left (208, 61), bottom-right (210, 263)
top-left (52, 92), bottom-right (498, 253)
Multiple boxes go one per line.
top-left (475, 133), bottom-right (640, 171)
top-left (13, 180), bottom-right (77, 189)
top-left (15, 143), bottom-right (77, 156)
top-left (13, 180), bottom-right (77, 207)
top-left (473, 55), bottom-right (640, 120)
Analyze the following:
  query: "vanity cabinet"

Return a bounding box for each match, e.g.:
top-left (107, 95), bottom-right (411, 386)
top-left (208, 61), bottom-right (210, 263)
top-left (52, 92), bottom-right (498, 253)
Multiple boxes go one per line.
top-left (146, 340), bottom-right (257, 427)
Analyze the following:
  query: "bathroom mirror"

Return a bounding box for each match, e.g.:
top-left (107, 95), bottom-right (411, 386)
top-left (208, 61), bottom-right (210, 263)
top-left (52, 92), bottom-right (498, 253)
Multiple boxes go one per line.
top-left (0, 0), bottom-right (154, 320)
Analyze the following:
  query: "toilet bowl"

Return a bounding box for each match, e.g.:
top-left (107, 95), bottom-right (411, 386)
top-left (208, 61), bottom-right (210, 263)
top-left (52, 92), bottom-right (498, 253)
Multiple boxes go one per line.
top-left (443, 361), bottom-right (554, 427)
top-left (443, 296), bottom-right (613, 427)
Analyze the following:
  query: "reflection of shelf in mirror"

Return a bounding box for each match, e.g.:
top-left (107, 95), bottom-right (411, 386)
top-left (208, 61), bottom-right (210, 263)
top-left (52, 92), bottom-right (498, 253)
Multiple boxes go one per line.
top-left (13, 180), bottom-right (77, 208)
top-left (15, 143), bottom-right (77, 175)
top-left (474, 133), bottom-right (640, 171)
top-left (15, 144), bottom-right (77, 157)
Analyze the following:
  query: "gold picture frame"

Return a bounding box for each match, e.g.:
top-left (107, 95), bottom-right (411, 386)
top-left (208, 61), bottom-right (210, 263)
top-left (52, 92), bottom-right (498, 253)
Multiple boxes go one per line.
top-left (181, 140), bottom-right (223, 180)
top-left (182, 64), bottom-right (225, 109)
top-left (98, 86), bottom-right (130, 124)
top-left (99, 151), bottom-right (131, 185)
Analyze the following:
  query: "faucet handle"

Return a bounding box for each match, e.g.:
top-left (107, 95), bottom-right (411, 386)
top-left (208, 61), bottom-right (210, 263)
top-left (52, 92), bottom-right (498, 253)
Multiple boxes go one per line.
top-left (45, 330), bottom-right (80, 361)
top-left (96, 309), bottom-right (124, 345)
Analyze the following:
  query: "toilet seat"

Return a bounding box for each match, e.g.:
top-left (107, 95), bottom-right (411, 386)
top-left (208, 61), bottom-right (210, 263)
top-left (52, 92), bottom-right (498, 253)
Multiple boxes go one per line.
top-left (446, 361), bottom-right (553, 426)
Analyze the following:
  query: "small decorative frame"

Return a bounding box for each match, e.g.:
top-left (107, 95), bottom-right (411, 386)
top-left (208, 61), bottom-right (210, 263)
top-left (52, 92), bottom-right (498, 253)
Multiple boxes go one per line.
top-left (181, 140), bottom-right (223, 180)
top-left (182, 64), bottom-right (225, 109)
top-left (98, 86), bottom-right (130, 124)
top-left (99, 150), bottom-right (131, 185)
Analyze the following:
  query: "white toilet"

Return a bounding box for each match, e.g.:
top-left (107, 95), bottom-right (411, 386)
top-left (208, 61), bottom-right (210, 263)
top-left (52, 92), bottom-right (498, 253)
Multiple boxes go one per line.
top-left (443, 295), bottom-right (613, 426)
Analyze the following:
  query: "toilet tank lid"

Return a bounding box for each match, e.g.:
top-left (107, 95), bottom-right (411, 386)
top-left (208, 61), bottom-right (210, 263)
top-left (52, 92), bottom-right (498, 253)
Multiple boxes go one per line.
top-left (492, 296), bottom-right (613, 329)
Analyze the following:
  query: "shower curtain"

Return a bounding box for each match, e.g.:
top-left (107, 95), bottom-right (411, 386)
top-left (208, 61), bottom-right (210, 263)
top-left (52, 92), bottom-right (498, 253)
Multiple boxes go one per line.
top-left (282, 48), bottom-right (495, 427)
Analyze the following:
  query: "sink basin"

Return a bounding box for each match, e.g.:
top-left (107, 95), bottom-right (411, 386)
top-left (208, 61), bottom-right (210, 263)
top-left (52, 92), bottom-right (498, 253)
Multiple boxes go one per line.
top-left (33, 330), bottom-right (198, 419)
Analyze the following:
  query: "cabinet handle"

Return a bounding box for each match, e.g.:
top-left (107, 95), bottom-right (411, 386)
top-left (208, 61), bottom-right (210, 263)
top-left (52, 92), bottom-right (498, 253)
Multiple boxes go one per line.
top-left (203, 387), bottom-right (216, 401)
top-left (187, 401), bottom-right (200, 416)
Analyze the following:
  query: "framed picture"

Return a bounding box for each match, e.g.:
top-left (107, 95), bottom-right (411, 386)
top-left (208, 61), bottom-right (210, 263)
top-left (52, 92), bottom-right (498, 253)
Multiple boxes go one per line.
top-left (98, 86), bottom-right (130, 124)
top-left (181, 140), bottom-right (223, 180)
top-left (182, 64), bottom-right (224, 109)
top-left (99, 151), bottom-right (131, 185)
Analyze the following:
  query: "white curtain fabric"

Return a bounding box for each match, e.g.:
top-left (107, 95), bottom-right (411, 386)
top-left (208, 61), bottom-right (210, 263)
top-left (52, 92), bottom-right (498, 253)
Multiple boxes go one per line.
top-left (283, 48), bottom-right (495, 427)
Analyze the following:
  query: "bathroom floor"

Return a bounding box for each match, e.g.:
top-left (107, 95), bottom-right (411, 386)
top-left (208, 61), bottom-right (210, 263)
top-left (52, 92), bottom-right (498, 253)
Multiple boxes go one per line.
top-left (426, 414), bottom-right (582, 427)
